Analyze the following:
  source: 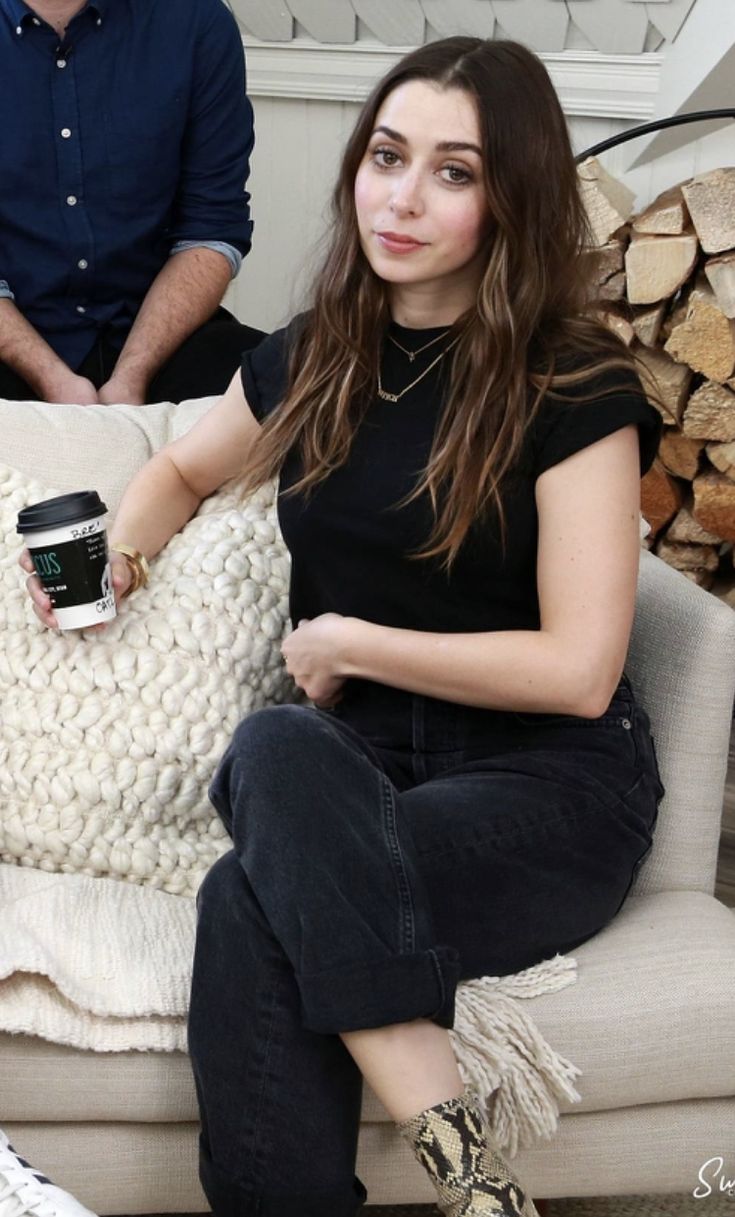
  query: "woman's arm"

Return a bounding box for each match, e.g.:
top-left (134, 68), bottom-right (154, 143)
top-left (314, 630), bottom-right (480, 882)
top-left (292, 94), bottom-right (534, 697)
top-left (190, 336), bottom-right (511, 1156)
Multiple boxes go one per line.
top-left (108, 370), bottom-right (261, 556)
top-left (22, 370), bottom-right (262, 627)
top-left (288, 425), bottom-right (641, 717)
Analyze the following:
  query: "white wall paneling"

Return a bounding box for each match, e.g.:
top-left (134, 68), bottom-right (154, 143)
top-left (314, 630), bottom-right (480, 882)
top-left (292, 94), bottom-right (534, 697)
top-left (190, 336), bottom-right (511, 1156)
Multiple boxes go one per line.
top-left (226, 95), bottom-right (362, 330)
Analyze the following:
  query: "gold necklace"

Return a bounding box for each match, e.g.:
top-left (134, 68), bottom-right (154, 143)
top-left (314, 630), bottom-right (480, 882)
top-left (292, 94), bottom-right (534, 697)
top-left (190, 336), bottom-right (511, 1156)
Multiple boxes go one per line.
top-left (388, 328), bottom-right (452, 362)
top-left (377, 336), bottom-right (461, 403)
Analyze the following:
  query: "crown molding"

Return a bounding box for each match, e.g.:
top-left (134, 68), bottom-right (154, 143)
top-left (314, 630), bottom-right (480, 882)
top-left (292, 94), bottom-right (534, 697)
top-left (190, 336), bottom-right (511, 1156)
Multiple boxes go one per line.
top-left (244, 38), bottom-right (662, 119)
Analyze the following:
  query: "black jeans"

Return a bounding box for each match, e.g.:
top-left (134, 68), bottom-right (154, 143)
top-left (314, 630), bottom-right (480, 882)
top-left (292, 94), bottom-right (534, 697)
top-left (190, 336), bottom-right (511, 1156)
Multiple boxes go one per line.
top-left (0, 307), bottom-right (265, 403)
top-left (188, 674), bottom-right (664, 1217)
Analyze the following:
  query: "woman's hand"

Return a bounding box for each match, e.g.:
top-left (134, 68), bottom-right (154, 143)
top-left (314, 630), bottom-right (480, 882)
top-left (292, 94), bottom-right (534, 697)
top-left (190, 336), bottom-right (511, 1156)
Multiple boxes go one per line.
top-left (280, 613), bottom-right (353, 708)
top-left (18, 548), bottom-right (132, 631)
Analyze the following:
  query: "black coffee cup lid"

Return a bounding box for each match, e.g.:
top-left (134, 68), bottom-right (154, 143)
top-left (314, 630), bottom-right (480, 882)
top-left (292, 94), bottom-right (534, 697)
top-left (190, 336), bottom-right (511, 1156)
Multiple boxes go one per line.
top-left (17, 490), bottom-right (108, 534)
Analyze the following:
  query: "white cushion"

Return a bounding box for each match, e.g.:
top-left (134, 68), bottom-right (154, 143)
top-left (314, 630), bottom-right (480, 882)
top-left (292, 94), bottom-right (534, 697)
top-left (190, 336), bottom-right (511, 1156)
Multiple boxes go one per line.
top-left (0, 396), bottom-right (216, 514)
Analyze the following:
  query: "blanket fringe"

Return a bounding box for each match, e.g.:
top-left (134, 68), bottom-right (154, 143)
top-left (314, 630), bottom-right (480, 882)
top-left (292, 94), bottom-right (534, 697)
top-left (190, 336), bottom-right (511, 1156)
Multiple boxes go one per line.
top-left (452, 955), bottom-right (582, 1156)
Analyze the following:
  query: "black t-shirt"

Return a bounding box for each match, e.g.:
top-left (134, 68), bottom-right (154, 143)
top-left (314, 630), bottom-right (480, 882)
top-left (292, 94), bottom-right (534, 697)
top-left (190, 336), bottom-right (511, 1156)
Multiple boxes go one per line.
top-left (241, 319), bottom-right (662, 634)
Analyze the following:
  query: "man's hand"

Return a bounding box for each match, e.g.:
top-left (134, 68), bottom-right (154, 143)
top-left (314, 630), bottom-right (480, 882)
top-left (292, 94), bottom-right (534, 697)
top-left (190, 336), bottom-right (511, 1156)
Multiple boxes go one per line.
top-left (100, 247), bottom-right (231, 400)
top-left (280, 613), bottom-right (354, 708)
top-left (0, 299), bottom-right (100, 404)
top-left (41, 370), bottom-right (99, 405)
top-left (97, 374), bottom-right (146, 406)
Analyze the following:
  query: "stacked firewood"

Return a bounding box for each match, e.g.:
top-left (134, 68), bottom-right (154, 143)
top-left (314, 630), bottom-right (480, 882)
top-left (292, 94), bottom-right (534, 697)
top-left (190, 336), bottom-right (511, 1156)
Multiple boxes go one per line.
top-left (579, 159), bottom-right (735, 607)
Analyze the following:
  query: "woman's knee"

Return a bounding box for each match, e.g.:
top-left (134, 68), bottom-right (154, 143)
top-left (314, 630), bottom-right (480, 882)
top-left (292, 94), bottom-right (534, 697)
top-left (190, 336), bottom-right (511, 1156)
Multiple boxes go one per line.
top-left (220, 703), bottom-right (362, 809)
top-left (228, 702), bottom-right (319, 761)
top-left (212, 703), bottom-right (385, 855)
top-left (209, 705), bottom-right (323, 843)
top-left (210, 705), bottom-right (314, 824)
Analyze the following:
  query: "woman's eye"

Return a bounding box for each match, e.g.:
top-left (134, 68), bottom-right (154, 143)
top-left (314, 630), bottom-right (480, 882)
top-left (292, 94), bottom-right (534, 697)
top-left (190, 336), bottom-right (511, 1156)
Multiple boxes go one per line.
top-left (371, 146), bottom-right (401, 168)
top-left (442, 164), bottom-right (472, 185)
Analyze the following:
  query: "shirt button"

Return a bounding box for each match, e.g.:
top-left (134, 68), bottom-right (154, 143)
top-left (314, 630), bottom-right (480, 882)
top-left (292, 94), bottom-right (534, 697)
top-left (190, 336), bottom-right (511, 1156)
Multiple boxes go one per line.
top-left (66, 195), bottom-right (77, 206)
top-left (77, 259), bottom-right (88, 270)
top-left (76, 305), bottom-right (86, 314)
top-left (96, 15), bottom-right (102, 24)
top-left (15, 25), bottom-right (22, 34)
top-left (621, 718), bottom-right (632, 730)
top-left (61, 128), bottom-right (72, 139)
top-left (32, 16), bottom-right (40, 24)
top-left (57, 58), bottom-right (67, 68)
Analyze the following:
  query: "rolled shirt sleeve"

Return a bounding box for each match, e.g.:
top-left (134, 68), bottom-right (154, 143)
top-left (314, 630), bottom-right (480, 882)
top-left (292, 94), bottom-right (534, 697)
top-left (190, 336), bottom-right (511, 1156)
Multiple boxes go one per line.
top-left (532, 369), bottom-right (663, 480)
top-left (240, 318), bottom-right (306, 423)
top-left (0, 281), bottom-right (15, 300)
top-left (167, 0), bottom-right (254, 256)
top-left (169, 240), bottom-right (243, 279)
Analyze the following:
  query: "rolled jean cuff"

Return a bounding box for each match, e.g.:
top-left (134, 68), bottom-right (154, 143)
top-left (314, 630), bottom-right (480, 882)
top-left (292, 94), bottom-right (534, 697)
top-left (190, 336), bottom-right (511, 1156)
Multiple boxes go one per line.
top-left (299, 945), bottom-right (461, 1033)
top-left (200, 1147), bottom-right (367, 1217)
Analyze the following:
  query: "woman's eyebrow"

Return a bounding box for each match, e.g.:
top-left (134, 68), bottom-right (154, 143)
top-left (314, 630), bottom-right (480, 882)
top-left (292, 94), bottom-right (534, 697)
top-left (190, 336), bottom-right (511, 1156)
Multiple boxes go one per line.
top-left (373, 125), bottom-right (407, 143)
top-left (372, 126), bottom-right (481, 156)
top-left (436, 140), bottom-right (482, 156)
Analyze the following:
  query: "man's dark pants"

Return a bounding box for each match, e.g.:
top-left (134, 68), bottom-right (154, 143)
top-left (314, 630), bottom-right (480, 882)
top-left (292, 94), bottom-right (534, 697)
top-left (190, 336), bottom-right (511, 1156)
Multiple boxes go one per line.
top-left (0, 308), bottom-right (265, 403)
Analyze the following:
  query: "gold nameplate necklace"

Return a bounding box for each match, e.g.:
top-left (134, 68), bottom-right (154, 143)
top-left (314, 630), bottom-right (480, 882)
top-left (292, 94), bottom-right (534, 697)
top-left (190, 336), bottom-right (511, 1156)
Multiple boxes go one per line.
top-left (377, 333), bottom-right (460, 404)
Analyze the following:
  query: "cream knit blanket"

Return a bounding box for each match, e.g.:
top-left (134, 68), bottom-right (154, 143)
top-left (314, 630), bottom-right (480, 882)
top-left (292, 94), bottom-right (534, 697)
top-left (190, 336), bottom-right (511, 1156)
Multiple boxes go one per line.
top-left (0, 863), bottom-right (580, 1155)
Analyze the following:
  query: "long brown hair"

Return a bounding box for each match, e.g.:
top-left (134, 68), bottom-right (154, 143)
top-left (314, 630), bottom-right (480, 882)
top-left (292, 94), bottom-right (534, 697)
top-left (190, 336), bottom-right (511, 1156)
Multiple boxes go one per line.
top-left (241, 38), bottom-right (639, 568)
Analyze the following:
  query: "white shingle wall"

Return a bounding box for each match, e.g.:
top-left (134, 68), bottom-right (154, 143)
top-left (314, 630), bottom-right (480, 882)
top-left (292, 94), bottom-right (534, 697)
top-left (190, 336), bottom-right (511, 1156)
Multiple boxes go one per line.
top-left (227, 0), bottom-right (697, 51)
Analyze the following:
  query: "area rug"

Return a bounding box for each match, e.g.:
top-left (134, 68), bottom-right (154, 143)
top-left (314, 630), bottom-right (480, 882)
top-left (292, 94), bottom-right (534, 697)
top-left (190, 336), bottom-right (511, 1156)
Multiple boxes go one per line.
top-left (364, 1194), bottom-right (735, 1216)
top-left (546, 1197), bottom-right (735, 1216)
top-left (120, 1193), bottom-right (734, 1217)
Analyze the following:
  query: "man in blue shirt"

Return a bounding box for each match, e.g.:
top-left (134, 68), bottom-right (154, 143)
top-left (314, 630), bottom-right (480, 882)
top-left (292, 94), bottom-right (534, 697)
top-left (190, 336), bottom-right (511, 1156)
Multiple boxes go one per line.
top-left (0, 0), bottom-right (264, 404)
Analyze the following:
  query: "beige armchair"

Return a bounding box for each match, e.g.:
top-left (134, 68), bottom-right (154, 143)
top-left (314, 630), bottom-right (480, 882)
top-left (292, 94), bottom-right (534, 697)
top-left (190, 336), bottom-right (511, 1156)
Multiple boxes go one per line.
top-left (1, 397), bottom-right (734, 1211)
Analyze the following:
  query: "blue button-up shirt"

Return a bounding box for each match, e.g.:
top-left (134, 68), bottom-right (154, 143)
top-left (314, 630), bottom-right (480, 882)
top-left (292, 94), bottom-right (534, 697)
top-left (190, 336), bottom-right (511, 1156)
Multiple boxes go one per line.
top-left (0, 0), bottom-right (254, 368)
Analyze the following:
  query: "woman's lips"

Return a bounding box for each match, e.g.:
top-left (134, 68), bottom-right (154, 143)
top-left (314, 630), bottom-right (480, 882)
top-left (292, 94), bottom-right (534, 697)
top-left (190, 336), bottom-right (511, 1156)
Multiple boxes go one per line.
top-left (376, 231), bottom-right (428, 254)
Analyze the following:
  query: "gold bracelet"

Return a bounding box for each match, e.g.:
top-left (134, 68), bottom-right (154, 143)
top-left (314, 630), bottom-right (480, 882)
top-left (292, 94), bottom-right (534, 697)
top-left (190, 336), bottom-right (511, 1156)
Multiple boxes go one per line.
top-left (111, 544), bottom-right (150, 597)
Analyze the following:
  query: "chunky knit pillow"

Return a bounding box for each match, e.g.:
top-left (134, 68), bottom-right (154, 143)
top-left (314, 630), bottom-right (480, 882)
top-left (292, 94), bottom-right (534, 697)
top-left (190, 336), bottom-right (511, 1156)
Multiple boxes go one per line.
top-left (0, 463), bottom-right (295, 897)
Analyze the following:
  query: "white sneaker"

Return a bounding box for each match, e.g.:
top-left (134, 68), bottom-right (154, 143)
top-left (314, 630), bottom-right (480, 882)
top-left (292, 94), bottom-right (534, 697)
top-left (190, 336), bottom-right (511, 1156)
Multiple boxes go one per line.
top-left (0, 1132), bottom-right (97, 1217)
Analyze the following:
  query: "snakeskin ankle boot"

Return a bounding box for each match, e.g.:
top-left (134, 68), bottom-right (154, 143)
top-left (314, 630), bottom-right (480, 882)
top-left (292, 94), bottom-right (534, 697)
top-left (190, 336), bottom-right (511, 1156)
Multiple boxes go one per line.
top-left (396, 1089), bottom-right (539, 1217)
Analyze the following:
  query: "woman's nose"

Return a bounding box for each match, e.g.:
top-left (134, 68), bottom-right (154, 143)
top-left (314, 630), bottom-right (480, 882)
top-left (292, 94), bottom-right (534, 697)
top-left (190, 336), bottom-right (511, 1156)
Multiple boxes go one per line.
top-left (389, 171), bottom-right (424, 216)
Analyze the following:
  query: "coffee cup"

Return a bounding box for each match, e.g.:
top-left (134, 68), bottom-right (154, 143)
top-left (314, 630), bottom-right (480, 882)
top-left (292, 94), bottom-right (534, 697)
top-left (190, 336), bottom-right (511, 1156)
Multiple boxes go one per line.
top-left (18, 490), bottom-right (117, 630)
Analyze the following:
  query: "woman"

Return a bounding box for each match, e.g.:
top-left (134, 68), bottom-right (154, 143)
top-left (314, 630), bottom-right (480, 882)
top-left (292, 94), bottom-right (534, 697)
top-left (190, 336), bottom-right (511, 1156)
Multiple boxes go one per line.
top-left (23, 37), bottom-right (664, 1217)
